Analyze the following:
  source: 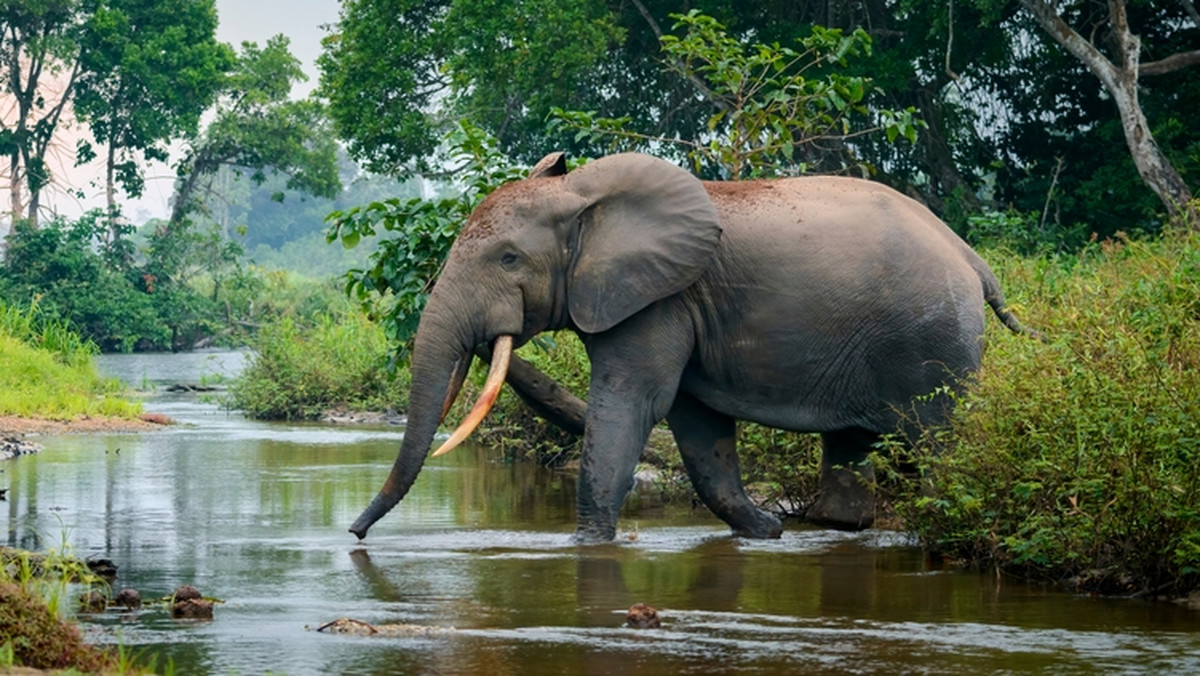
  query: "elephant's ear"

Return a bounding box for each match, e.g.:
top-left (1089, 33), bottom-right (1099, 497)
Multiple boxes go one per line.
top-left (564, 153), bottom-right (722, 333)
top-left (528, 152), bottom-right (567, 179)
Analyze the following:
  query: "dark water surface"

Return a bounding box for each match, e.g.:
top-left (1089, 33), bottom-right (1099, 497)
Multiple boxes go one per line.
top-left (2, 351), bottom-right (1197, 675)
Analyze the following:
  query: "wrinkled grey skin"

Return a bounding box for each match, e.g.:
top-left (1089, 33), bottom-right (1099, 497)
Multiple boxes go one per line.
top-left (351, 152), bottom-right (1034, 543)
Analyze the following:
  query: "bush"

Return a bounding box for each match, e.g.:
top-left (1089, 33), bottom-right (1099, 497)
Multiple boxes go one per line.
top-left (891, 231), bottom-right (1200, 596)
top-left (0, 547), bottom-right (116, 672)
top-left (229, 309), bottom-right (410, 420)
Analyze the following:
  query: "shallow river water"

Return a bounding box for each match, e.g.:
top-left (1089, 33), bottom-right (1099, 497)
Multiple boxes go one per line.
top-left (2, 351), bottom-right (1198, 675)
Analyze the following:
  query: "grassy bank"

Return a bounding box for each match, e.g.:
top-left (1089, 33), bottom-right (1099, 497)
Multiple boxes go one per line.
top-left (0, 301), bottom-right (141, 420)
top-left (891, 231), bottom-right (1200, 596)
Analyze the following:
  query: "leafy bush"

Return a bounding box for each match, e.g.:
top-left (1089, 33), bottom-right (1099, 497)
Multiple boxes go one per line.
top-left (229, 309), bottom-right (410, 420)
top-left (1, 217), bottom-right (169, 351)
top-left (891, 230), bottom-right (1200, 595)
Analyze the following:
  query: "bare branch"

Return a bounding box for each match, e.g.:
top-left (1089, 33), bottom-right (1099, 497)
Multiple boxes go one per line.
top-left (1140, 49), bottom-right (1200, 76)
top-left (945, 0), bottom-right (961, 82)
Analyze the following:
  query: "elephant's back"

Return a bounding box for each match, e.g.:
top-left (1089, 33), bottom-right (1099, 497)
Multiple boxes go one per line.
top-left (686, 176), bottom-right (987, 431)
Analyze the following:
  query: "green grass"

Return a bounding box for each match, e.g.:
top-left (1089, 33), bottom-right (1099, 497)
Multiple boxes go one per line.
top-left (0, 301), bottom-right (141, 420)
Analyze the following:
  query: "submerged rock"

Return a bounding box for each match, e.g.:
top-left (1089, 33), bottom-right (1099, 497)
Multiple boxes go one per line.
top-left (114, 588), bottom-right (142, 609)
top-left (86, 558), bottom-right (118, 580)
top-left (171, 584), bottom-right (214, 619)
top-left (172, 584), bottom-right (202, 601)
top-left (626, 603), bottom-right (661, 629)
top-left (313, 617), bottom-right (457, 637)
top-left (79, 590), bottom-right (107, 613)
top-left (173, 598), bottom-right (215, 619)
top-left (1, 436), bottom-right (42, 460)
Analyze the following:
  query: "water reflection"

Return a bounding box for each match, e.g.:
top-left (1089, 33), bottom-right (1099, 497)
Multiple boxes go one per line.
top-left (0, 351), bottom-right (1195, 675)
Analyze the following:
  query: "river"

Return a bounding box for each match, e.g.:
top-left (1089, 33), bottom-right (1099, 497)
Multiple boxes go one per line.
top-left (2, 350), bottom-right (1197, 675)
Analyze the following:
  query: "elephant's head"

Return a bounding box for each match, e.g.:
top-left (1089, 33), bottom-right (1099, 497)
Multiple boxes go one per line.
top-left (350, 152), bottom-right (722, 539)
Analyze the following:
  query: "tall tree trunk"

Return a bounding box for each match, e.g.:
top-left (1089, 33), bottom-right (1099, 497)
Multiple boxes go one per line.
top-left (1018, 0), bottom-right (1197, 227)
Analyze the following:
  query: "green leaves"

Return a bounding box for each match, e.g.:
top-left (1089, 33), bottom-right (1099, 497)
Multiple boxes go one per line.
top-left (551, 10), bottom-right (922, 179)
top-left (325, 121), bottom-right (525, 357)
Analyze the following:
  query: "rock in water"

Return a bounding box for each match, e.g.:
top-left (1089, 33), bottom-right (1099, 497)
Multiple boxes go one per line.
top-left (626, 602), bottom-right (661, 628)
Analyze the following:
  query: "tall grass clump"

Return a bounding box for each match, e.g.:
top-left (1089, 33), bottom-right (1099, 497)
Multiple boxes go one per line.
top-left (0, 546), bottom-right (117, 672)
top-left (0, 300), bottom-right (141, 419)
top-left (229, 309), bottom-right (410, 419)
top-left (893, 230), bottom-right (1200, 596)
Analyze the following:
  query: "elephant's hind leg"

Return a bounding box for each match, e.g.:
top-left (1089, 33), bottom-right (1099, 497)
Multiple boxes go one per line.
top-left (806, 427), bottom-right (877, 531)
top-left (667, 393), bottom-right (783, 539)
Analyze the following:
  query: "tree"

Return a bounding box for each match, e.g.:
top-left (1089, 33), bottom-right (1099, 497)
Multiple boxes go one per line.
top-left (1015, 0), bottom-right (1197, 226)
top-left (318, 0), bottom-right (620, 177)
top-left (551, 11), bottom-right (921, 179)
top-left (72, 0), bottom-right (233, 239)
top-left (0, 0), bottom-right (85, 230)
top-left (168, 36), bottom-right (340, 228)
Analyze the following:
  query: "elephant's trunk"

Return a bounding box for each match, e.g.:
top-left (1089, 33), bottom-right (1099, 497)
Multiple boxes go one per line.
top-left (348, 335), bottom-right (513, 540)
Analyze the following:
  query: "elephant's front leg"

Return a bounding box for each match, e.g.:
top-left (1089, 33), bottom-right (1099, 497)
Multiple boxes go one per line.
top-left (573, 321), bottom-right (690, 543)
top-left (667, 393), bottom-right (782, 539)
top-left (573, 374), bottom-right (669, 543)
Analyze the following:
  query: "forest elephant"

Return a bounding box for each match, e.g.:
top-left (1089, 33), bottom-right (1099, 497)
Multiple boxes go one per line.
top-left (349, 152), bottom-right (1036, 543)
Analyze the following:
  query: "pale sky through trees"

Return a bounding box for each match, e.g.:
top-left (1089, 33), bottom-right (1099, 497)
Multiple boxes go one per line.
top-left (47, 0), bottom-right (339, 223)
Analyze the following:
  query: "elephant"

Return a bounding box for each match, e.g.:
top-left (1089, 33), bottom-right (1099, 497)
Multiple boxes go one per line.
top-left (349, 152), bottom-right (1036, 543)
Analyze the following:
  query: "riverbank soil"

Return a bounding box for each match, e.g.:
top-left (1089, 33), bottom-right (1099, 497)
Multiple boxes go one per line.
top-left (0, 413), bottom-right (172, 437)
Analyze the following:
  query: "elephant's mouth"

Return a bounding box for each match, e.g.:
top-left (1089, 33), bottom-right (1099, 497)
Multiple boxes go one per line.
top-left (430, 335), bottom-right (513, 458)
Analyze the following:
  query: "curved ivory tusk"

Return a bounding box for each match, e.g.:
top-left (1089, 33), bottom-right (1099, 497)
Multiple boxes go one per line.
top-left (430, 335), bottom-right (513, 457)
top-left (439, 354), bottom-right (473, 424)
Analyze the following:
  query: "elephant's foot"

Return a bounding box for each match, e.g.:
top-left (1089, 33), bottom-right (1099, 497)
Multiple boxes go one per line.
top-left (572, 523), bottom-right (617, 544)
top-left (731, 509), bottom-right (783, 539)
top-left (806, 465), bottom-right (875, 531)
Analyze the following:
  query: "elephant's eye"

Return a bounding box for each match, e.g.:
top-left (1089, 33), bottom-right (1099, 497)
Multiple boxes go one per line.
top-left (500, 252), bottom-right (519, 268)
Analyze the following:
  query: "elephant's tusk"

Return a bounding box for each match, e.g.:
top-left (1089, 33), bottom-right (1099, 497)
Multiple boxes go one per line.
top-left (430, 335), bottom-right (512, 457)
top-left (439, 354), bottom-right (473, 424)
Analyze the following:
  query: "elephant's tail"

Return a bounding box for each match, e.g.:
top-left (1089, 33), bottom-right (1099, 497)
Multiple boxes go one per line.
top-left (976, 261), bottom-right (1045, 341)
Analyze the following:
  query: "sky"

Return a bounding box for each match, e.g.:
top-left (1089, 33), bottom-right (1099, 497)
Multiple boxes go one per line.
top-left (39, 0), bottom-right (341, 223)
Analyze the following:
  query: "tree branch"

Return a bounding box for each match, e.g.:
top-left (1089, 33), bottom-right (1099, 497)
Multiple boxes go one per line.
top-left (629, 0), bottom-right (729, 111)
top-left (1018, 0), bottom-right (1120, 91)
top-left (1180, 0), bottom-right (1200, 27)
top-left (1140, 49), bottom-right (1200, 76)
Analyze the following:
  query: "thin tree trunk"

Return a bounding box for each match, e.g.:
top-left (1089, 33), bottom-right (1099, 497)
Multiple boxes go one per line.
top-left (1019, 0), bottom-right (1197, 227)
top-left (106, 142), bottom-right (119, 241)
top-left (8, 155), bottom-right (23, 234)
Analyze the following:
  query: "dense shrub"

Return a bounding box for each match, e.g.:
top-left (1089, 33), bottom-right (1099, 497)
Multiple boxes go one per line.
top-left (890, 231), bottom-right (1200, 596)
top-left (1, 217), bottom-right (168, 351)
top-left (229, 309), bottom-right (410, 420)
